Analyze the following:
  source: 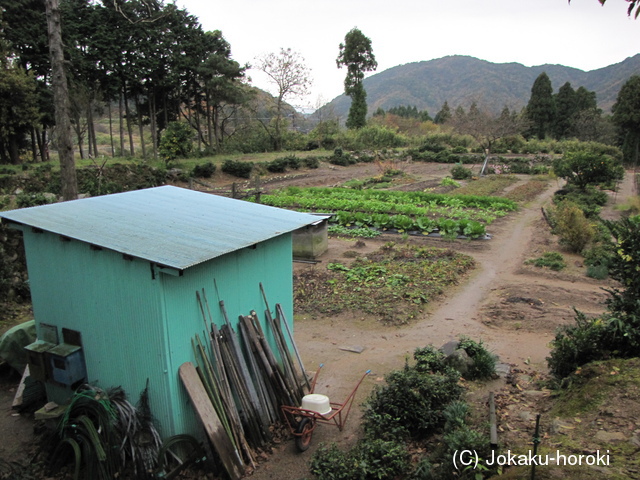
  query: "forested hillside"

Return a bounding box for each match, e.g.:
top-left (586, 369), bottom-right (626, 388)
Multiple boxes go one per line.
top-left (323, 54), bottom-right (640, 118)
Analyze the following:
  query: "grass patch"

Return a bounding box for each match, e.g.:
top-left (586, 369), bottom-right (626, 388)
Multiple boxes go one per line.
top-left (525, 251), bottom-right (566, 271)
top-left (293, 243), bottom-right (474, 324)
top-left (504, 177), bottom-right (551, 203)
top-left (454, 174), bottom-right (520, 196)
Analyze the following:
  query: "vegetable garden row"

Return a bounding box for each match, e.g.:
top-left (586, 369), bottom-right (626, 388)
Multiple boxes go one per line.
top-left (256, 187), bottom-right (519, 239)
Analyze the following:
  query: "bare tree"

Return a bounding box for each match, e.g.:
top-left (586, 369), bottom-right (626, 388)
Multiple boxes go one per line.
top-left (45, 0), bottom-right (77, 200)
top-left (255, 48), bottom-right (311, 150)
top-left (448, 104), bottom-right (531, 175)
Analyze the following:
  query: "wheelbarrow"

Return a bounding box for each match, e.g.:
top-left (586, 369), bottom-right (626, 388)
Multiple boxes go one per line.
top-left (281, 364), bottom-right (370, 452)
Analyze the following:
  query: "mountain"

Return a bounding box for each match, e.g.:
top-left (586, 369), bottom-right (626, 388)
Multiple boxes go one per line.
top-left (322, 54), bottom-right (640, 119)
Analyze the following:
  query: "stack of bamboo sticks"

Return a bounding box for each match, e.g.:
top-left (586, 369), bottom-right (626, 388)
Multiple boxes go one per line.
top-left (183, 284), bottom-right (308, 479)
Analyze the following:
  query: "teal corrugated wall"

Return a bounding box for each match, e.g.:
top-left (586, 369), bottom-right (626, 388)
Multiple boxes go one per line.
top-left (20, 228), bottom-right (294, 439)
top-left (160, 234), bottom-right (294, 437)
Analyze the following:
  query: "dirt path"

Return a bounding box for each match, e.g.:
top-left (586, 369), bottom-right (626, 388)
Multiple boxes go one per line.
top-left (249, 171), bottom-right (634, 479)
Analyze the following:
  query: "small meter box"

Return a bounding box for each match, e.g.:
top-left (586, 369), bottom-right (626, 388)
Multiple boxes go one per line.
top-left (24, 341), bottom-right (56, 381)
top-left (47, 343), bottom-right (87, 388)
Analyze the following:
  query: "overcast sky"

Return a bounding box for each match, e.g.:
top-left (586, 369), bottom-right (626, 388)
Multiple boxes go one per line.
top-left (175, 0), bottom-right (639, 110)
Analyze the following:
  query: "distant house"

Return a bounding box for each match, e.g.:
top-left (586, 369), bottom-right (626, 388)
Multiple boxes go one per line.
top-left (0, 185), bottom-right (320, 438)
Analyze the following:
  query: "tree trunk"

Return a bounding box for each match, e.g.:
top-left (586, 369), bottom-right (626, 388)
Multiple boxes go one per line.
top-left (108, 101), bottom-right (115, 157)
top-left (123, 86), bottom-right (134, 156)
top-left (135, 96), bottom-right (146, 160)
top-left (35, 127), bottom-right (45, 162)
top-left (45, 0), bottom-right (77, 200)
top-left (149, 90), bottom-right (158, 160)
top-left (30, 127), bottom-right (37, 162)
top-left (119, 89), bottom-right (125, 156)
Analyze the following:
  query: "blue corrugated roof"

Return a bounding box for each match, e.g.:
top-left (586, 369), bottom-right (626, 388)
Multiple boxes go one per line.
top-left (0, 186), bottom-right (320, 270)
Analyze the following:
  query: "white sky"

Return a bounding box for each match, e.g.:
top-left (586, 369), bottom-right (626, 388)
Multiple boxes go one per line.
top-left (175, 0), bottom-right (640, 110)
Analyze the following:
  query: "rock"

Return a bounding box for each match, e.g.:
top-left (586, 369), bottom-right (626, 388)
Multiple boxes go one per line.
top-left (518, 411), bottom-right (533, 422)
top-left (495, 363), bottom-right (511, 377)
top-left (444, 349), bottom-right (472, 377)
top-left (629, 435), bottom-right (640, 448)
top-left (551, 418), bottom-right (572, 434)
top-left (440, 340), bottom-right (460, 356)
top-left (594, 431), bottom-right (627, 443)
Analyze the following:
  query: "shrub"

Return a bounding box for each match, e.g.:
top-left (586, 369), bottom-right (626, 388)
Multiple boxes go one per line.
top-left (310, 439), bottom-right (410, 480)
top-left (302, 156), bottom-right (320, 169)
top-left (553, 185), bottom-right (608, 218)
top-left (265, 157), bottom-right (289, 173)
top-left (192, 162), bottom-right (216, 178)
top-left (457, 337), bottom-right (496, 380)
top-left (450, 163), bottom-right (473, 180)
top-left (158, 121), bottom-right (194, 163)
top-left (550, 200), bottom-right (595, 253)
top-left (221, 159), bottom-right (253, 178)
top-left (547, 311), bottom-right (610, 378)
top-left (16, 192), bottom-right (54, 208)
top-left (363, 353), bottom-right (463, 440)
top-left (553, 149), bottom-right (624, 191)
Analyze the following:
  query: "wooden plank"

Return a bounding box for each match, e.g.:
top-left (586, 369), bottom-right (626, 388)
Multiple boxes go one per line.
top-left (179, 362), bottom-right (244, 480)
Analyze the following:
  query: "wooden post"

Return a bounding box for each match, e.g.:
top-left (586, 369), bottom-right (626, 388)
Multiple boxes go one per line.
top-left (179, 362), bottom-right (244, 480)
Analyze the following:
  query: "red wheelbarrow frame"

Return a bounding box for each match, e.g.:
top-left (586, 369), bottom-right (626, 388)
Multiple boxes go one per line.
top-left (281, 365), bottom-right (370, 451)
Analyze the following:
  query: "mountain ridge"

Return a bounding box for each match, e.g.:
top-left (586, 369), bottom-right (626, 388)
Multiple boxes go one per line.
top-left (322, 54), bottom-right (640, 118)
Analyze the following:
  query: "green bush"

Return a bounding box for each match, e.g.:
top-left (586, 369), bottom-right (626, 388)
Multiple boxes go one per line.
top-left (363, 350), bottom-right (463, 440)
top-left (192, 162), bottom-right (216, 178)
top-left (302, 156), bottom-right (321, 169)
top-left (158, 121), bottom-right (194, 163)
top-left (16, 192), bottom-right (54, 208)
top-left (310, 439), bottom-right (410, 480)
top-left (553, 149), bottom-right (624, 191)
top-left (450, 163), bottom-right (473, 180)
top-left (550, 200), bottom-right (595, 253)
top-left (547, 311), bottom-right (610, 378)
top-left (457, 337), bottom-right (496, 380)
top-left (553, 185), bottom-right (608, 218)
top-left (221, 159), bottom-right (253, 178)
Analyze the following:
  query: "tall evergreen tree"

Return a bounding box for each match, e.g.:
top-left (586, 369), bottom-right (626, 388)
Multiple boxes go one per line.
top-left (553, 82), bottom-right (577, 139)
top-left (526, 72), bottom-right (555, 139)
top-left (434, 101), bottom-right (452, 124)
top-left (612, 75), bottom-right (640, 166)
top-left (336, 27), bottom-right (377, 129)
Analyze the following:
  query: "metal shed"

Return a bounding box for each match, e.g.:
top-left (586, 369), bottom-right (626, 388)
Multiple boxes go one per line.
top-left (0, 185), bottom-right (319, 439)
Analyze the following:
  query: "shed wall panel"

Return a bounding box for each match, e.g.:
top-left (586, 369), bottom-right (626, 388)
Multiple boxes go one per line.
top-left (160, 234), bottom-right (295, 436)
top-left (21, 230), bottom-right (177, 437)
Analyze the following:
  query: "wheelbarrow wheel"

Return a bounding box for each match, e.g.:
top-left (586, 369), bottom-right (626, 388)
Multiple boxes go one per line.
top-left (295, 417), bottom-right (314, 452)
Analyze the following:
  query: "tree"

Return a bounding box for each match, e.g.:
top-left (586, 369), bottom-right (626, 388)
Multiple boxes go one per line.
top-left (255, 48), bottom-right (311, 151)
top-left (336, 28), bottom-right (377, 129)
top-left (571, 0), bottom-right (640, 18)
top-left (45, 0), bottom-right (77, 201)
top-left (552, 149), bottom-right (624, 190)
top-left (525, 72), bottom-right (555, 140)
top-left (553, 82), bottom-right (577, 139)
top-left (448, 104), bottom-right (530, 174)
top-left (0, 61), bottom-right (39, 164)
top-left (434, 101), bottom-right (452, 124)
top-left (612, 75), bottom-right (640, 166)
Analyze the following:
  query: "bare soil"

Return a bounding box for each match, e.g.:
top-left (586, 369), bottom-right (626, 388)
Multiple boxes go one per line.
top-left (0, 161), bottom-right (636, 478)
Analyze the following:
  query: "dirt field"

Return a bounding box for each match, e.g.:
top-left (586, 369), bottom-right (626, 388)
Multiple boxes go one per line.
top-left (0, 160), bottom-right (636, 478)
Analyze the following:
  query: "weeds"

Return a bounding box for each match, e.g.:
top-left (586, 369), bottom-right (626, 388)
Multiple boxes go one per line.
top-left (525, 251), bottom-right (566, 271)
top-left (294, 244), bottom-right (474, 324)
